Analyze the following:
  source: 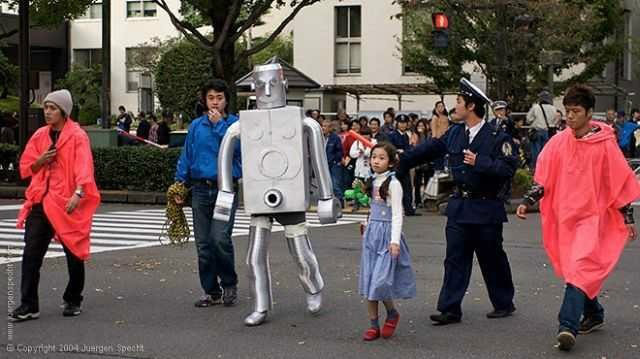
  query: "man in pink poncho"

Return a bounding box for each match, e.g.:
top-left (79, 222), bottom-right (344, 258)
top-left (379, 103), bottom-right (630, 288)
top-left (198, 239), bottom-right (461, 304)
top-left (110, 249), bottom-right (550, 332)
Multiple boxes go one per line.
top-left (10, 89), bottom-right (100, 322)
top-left (517, 84), bottom-right (640, 351)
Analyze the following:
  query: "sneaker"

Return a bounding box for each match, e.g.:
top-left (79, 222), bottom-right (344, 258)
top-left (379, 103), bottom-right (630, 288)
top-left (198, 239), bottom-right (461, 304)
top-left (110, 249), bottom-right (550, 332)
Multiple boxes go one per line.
top-left (363, 327), bottom-right (380, 341)
top-left (222, 287), bottom-right (237, 307)
top-left (556, 329), bottom-right (576, 351)
top-left (194, 294), bottom-right (222, 308)
top-left (62, 302), bottom-right (82, 317)
top-left (9, 304), bottom-right (39, 322)
top-left (578, 316), bottom-right (604, 334)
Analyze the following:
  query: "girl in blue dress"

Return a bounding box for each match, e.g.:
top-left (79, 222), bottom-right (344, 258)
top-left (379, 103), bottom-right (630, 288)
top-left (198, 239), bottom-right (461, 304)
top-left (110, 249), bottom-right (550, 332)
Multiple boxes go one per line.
top-left (359, 142), bottom-right (416, 341)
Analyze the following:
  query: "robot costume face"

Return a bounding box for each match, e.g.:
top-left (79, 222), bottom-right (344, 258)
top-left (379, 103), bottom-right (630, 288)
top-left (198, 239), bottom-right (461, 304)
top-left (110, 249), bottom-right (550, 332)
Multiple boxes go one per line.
top-left (253, 64), bottom-right (288, 109)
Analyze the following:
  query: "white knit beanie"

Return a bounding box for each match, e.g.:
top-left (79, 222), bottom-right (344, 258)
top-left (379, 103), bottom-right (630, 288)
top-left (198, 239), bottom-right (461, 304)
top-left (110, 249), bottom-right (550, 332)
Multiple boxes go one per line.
top-left (43, 89), bottom-right (73, 118)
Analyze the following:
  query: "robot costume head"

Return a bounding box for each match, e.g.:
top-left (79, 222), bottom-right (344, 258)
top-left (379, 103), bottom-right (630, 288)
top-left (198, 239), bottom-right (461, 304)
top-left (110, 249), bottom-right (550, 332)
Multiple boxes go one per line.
top-left (252, 63), bottom-right (288, 109)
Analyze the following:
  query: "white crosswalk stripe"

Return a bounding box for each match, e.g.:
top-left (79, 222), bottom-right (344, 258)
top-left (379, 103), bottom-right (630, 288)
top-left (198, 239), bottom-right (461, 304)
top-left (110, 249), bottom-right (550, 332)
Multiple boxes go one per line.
top-left (0, 208), bottom-right (367, 264)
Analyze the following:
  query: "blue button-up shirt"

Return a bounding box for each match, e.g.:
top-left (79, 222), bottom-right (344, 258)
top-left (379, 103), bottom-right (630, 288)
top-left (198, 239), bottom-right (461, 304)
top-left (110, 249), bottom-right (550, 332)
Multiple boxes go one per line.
top-left (175, 114), bottom-right (242, 183)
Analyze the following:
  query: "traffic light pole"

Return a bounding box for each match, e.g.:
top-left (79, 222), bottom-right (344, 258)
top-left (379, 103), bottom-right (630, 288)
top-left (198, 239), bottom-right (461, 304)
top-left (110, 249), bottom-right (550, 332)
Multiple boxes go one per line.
top-left (18, 0), bottom-right (29, 148)
top-left (101, 0), bottom-right (111, 129)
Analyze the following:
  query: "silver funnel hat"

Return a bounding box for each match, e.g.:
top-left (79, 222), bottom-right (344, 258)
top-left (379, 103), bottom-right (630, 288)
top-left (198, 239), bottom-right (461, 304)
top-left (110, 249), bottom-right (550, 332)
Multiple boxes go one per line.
top-left (252, 63), bottom-right (288, 109)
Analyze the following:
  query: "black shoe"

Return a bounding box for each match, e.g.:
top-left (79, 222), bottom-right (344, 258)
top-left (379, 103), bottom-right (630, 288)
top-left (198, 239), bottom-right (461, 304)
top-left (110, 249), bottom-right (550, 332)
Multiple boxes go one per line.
top-left (578, 316), bottom-right (604, 334)
top-left (9, 304), bottom-right (40, 322)
top-left (194, 294), bottom-right (222, 308)
top-left (429, 312), bottom-right (461, 325)
top-left (62, 302), bottom-right (82, 317)
top-left (556, 329), bottom-right (576, 351)
top-left (223, 287), bottom-right (237, 307)
top-left (486, 306), bottom-right (516, 319)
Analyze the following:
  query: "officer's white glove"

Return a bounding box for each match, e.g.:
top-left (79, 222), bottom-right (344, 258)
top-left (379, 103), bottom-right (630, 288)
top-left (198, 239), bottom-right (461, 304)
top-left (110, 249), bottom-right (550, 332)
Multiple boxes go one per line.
top-left (317, 198), bottom-right (342, 224)
top-left (213, 191), bottom-right (235, 222)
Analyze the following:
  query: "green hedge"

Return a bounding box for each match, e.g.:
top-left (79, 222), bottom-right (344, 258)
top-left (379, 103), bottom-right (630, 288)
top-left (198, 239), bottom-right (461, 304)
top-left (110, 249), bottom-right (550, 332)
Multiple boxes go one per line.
top-left (0, 144), bottom-right (182, 192)
top-left (93, 147), bottom-right (182, 192)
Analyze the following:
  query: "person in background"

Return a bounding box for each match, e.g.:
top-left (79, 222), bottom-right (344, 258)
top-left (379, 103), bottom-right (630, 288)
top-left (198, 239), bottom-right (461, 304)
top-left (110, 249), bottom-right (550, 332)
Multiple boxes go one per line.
top-left (148, 114), bottom-right (159, 143)
top-left (430, 101), bottom-right (450, 140)
top-left (323, 118), bottom-right (344, 206)
top-left (390, 114), bottom-right (419, 216)
top-left (614, 110), bottom-right (639, 158)
top-left (157, 111), bottom-right (171, 146)
top-left (381, 110), bottom-right (395, 135)
top-left (116, 106), bottom-right (133, 133)
top-left (369, 117), bottom-right (389, 143)
top-left (411, 119), bottom-right (431, 209)
top-left (136, 112), bottom-right (151, 140)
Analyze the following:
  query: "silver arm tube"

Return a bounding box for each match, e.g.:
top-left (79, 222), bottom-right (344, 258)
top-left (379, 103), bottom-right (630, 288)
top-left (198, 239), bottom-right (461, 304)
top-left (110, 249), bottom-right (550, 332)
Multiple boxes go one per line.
top-left (217, 121), bottom-right (241, 193)
top-left (303, 118), bottom-right (332, 200)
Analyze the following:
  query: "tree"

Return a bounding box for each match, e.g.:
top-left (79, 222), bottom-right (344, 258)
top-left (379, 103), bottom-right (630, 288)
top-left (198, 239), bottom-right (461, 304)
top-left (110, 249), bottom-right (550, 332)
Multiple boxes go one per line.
top-left (152, 0), bottom-right (322, 112)
top-left (398, 0), bottom-right (625, 111)
top-left (56, 65), bottom-right (102, 126)
top-left (0, 0), bottom-right (94, 40)
top-left (137, 32), bottom-right (294, 118)
top-left (0, 51), bottom-right (17, 98)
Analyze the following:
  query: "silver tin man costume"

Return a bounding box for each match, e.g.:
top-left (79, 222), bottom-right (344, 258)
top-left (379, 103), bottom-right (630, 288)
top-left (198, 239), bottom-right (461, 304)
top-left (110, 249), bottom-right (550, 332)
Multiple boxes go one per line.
top-left (213, 63), bottom-right (341, 326)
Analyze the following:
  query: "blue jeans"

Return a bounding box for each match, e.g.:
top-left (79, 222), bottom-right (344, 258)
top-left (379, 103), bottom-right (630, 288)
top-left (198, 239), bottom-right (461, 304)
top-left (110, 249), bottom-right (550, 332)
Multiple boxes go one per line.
top-left (191, 183), bottom-right (239, 295)
top-left (530, 129), bottom-right (549, 169)
top-left (329, 163), bottom-right (344, 201)
top-left (558, 284), bottom-right (605, 334)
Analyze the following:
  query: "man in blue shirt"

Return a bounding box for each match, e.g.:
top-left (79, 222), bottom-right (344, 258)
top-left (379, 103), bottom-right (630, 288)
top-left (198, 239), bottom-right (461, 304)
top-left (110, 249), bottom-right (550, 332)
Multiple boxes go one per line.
top-left (174, 79), bottom-right (242, 308)
top-left (615, 110), bottom-right (639, 158)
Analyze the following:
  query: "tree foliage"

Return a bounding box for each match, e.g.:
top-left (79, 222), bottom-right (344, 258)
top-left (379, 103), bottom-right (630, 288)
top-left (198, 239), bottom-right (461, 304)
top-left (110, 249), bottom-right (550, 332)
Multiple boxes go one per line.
top-left (56, 65), bottom-right (102, 126)
top-left (398, 0), bottom-right (625, 110)
top-left (142, 32), bottom-right (293, 118)
top-left (0, 0), bottom-right (94, 40)
top-left (0, 50), bottom-right (17, 98)
top-left (152, 0), bottom-right (322, 112)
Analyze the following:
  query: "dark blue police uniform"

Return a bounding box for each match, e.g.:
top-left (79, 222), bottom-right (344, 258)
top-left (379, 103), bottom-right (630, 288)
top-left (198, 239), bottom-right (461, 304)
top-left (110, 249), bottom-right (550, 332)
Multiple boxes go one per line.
top-left (400, 79), bottom-right (517, 321)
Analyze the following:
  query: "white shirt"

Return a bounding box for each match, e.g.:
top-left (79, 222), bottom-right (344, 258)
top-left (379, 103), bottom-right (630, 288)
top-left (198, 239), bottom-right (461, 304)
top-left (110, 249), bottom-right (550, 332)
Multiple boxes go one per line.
top-left (465, 119), bottom-right (485, 144)
top-left (372, 171), bottom-right (403, 245)
top-left (526, 103), bottom-right (558, 130)
top-left (349, 140), bottom-right (372, 179)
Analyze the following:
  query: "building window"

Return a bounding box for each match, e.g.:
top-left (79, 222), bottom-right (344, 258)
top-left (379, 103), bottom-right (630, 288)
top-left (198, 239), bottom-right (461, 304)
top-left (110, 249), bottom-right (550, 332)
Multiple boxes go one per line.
top-left (78, 2), bottom-right (102, 19)
top-left (127, 0), bottom-right (157, 18)
top-left (335, 6), bottom-right (361, 75)
top-left (73, 49), bottom-right (102, 67)
top-left (126, 48), bottom-right (144, 92)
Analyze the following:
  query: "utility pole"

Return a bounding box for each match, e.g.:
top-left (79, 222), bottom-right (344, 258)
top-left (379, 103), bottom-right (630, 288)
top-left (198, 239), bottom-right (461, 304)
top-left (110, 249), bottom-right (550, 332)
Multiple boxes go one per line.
top-left (18, 0), bottom-right (29, 148)
top-left (101, 0), bottom-right (111, 128)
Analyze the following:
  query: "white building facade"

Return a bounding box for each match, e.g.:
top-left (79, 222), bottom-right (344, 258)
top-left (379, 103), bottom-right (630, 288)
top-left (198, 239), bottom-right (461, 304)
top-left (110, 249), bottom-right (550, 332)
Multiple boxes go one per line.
top-left (293, 0), bottom-right (474, 115)
top-left (69, 0), bottom-right (181, 114)
top-left (292, 0), bottom-right (639, 115)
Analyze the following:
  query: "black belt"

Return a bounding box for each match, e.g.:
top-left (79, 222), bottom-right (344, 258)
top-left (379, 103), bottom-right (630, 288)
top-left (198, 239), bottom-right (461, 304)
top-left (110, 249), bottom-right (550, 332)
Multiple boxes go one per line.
top-left (192, 179), bottom-right (239, 189)
top-left (454, 190), bottom-right (498, 200)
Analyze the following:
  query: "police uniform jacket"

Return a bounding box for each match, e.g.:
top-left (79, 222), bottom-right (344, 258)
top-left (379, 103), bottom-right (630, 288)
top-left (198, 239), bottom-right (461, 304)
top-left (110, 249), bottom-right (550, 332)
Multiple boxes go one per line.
top-left (400, 122), bottom-right (517, 224)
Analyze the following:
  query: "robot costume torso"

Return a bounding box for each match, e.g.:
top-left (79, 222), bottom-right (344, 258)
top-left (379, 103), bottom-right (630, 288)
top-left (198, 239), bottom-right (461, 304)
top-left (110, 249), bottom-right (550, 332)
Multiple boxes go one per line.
top-left (214, 63), bottom-right (341, 326)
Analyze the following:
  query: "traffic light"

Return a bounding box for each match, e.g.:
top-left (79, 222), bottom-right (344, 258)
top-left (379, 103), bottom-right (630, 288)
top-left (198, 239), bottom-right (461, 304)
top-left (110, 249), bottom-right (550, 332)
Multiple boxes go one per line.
top-left (432, 12), bottom-right (449, 49)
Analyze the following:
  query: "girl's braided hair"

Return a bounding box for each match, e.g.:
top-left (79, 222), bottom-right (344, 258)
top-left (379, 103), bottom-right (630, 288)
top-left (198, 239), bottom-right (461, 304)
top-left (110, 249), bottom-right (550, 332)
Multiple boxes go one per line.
top-left (365, 141), bottom-right (398, 202)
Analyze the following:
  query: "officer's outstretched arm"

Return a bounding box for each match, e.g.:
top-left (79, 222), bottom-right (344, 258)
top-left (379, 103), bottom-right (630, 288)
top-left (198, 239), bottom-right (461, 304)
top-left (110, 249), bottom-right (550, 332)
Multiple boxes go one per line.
top-left (213, 122), bottom-right (241, 222)
top-left (473, 135), bottom-right (518, 178)
top-left (303, 117), bottom-right (341, 224)
top-left (399, 136), bottom-right (447, 175)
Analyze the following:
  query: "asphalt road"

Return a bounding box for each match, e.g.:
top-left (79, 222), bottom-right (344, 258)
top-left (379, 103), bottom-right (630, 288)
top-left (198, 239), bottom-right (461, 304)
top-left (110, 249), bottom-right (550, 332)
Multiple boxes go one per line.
top-left (0, 201), bottom-right (639, 359)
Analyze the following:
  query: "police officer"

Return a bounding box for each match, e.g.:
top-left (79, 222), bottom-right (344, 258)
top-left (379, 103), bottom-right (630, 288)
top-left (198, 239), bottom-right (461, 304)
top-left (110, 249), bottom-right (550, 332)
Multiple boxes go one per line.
top-left (489, 100), bottom-right (520, 142)
top-left (400, 78), bottom-right (517, 325)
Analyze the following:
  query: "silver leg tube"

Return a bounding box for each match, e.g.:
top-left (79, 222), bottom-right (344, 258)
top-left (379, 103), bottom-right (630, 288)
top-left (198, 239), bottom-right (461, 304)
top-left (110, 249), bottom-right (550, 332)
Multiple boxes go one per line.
top-left (285, 225), bottom-right (324, 314)
top-left (245, 216), bottom-right (273, 326)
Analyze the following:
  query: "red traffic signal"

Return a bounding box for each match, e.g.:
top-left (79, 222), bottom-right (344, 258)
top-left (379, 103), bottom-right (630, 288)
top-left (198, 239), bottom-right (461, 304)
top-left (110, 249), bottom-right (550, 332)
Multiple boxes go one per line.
top-left (432, 12), bottom-right (449, 30)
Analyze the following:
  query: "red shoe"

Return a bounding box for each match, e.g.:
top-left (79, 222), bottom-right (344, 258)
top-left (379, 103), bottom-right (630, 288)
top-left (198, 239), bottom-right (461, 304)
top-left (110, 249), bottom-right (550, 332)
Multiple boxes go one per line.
top-left (363, 327), bottom-right (380, 341)
top-left (381, 313), bottom-right (400, 338)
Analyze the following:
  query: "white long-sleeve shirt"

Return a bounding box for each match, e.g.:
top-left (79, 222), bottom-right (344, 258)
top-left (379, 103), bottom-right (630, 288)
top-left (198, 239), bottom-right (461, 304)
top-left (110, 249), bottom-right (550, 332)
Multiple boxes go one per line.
top-left (349, 140), bottom-right (372, 179)
top-left (372, 171), bottom-right (403, 245)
